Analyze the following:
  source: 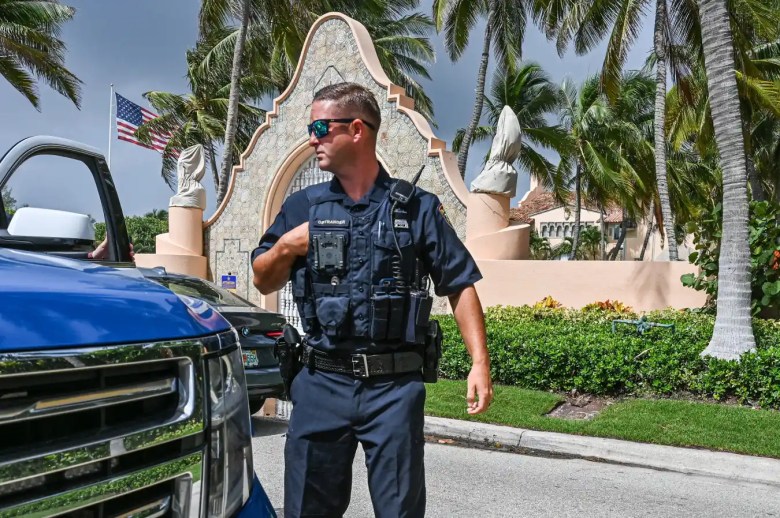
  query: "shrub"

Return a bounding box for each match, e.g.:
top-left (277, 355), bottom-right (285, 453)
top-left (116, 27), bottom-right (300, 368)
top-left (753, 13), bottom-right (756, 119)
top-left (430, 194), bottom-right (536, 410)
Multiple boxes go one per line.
top-left (436, 305), bottom-right (780, 409)
top-left (682, 200), bottom-right (780, 316)
top-left (533, 296), bottom-right (562, 309)
top-left (582, 299), bottom-right (634, 315)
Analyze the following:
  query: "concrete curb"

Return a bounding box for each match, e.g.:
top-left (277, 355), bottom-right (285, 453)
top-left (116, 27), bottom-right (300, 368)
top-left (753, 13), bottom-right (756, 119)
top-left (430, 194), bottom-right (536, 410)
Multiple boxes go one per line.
top-left (424, 416), bottom-right (780, 488)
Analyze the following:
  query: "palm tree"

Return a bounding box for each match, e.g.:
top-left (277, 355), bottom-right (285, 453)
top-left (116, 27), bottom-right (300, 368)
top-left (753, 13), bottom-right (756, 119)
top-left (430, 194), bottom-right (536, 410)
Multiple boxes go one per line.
top-left (697, 0), bottom-right (755, 359)
top-left (137, 38), bottom-right (264, 189)
top-left (579, 225), bottom-right (602, 260)
top-left (606, 70), bottom-right (662, 259)
top-left (537, 0), bottom-right (703, 261)
top-left (0, 0), bottom-right (81, 110)
top-left (751, 112), bottom-right (780, 201)
top-left (199, 0), bottom-right (257, 205)
top-left (451, 62), bottom-right (569, 198)
top-left (557, 76), bottom-right (642, 260)
top-left (665, 37), bottom-right (780, 209)
top-left (528, 229), bottom-right (552, 259)
top-left (736, 38), bottom-right (780, 201)
top-left (433, 0), bottom-right (528, 178)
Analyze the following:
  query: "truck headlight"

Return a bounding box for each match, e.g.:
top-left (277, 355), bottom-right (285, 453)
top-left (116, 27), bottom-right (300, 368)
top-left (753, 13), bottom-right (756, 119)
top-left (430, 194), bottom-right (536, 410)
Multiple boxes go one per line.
top-left (204, 329), bottom-right (253, 516)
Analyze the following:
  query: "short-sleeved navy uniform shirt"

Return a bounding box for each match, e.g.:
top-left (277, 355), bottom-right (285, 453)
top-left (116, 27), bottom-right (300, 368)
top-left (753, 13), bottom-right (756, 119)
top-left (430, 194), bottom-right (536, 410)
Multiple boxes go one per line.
top-left (252, 166), bottom-right (482, 333)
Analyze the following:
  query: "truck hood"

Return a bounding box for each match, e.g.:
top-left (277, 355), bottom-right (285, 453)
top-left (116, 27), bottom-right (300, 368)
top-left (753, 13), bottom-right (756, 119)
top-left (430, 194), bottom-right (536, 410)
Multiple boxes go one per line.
top-left (0, 249), bottom-right (231, 351)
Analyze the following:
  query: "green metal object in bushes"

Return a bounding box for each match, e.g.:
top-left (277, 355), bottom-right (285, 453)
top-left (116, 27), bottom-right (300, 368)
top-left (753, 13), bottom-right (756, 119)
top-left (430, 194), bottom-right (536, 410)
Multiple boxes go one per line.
top-left (612, 315), bottom-right (675, 335)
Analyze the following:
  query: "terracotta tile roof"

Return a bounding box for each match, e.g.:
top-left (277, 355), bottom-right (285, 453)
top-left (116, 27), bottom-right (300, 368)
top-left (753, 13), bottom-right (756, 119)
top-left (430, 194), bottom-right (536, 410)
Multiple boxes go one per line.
top-left (603, 207), bottom-right (624, 223)
top-left (509, 186), bottom-right (559, 223)
top-left (510, 187), bottom-right (626, 225)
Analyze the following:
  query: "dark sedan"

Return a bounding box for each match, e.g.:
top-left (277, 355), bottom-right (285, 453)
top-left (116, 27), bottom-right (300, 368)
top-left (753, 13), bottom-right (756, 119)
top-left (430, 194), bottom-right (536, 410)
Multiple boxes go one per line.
top-left (140, 268), bottom-right (285, 415)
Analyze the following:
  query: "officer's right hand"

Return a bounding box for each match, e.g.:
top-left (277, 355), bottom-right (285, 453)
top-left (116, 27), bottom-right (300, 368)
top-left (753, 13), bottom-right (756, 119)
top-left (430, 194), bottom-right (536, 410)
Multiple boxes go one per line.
top-left (281, 222), bottom-right (309, 257)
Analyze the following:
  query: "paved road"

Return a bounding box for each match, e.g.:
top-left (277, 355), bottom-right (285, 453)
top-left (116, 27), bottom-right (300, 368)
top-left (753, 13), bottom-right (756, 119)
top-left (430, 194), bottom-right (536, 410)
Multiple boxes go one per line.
top-left (251, 417), bottom-right (780, 517)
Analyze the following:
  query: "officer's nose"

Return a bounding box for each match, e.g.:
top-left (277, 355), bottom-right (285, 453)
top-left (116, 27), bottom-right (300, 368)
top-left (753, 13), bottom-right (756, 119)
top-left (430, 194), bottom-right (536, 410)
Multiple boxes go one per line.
top-left (308, 131), bottom-right (319, 147)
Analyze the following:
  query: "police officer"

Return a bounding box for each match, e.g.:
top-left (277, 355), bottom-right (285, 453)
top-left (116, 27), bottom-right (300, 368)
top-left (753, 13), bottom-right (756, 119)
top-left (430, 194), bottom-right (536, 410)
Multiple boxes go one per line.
top-left (252, 82), bottom-right (492, 518)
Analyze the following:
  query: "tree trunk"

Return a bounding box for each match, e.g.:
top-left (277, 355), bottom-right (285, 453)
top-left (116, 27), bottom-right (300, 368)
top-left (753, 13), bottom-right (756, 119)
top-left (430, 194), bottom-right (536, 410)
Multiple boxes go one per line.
top-left (569, 162), bottom-right (582, 260)
top-left (743, 122), bottom-right (764, 202)
top-left (746, 154), bottom-right (765, 201)
top-left (639, 213), bottom-right (654, 261)
top-left (620, 210), bottom-right (628, 260)
top-left (607, 210), bottom-right (628, 260)
top-left (599, 205), bottom-right (606, 259)
top-left (609, 217), bottom-right (628, 261)
top-left (698, 0), bottom-right (756, 360)
top-left (216, 0), bottom-right (251, 206)
top-left (654, 0), bottom-right (678, 261)
top-left (740, 107), bottom-right (766, 201)
top-left (457, 5), bottom-right (493, 179)
top-left (208, 141), bottom-right (220, 192)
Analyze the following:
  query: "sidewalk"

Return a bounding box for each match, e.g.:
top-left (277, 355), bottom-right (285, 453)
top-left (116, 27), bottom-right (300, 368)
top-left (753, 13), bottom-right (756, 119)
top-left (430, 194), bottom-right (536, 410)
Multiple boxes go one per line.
top-left (424, 416), bottom-right (780, 488)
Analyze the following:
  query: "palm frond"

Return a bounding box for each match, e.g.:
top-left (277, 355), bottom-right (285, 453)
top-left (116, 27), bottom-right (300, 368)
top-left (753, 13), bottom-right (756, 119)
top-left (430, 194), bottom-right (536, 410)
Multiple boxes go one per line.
top-left (443, 0), bottom-right (484, 61)
top-left (600, 0), bottom-right (646, 101)
top-left (0, 0), bottom-right (81, 108)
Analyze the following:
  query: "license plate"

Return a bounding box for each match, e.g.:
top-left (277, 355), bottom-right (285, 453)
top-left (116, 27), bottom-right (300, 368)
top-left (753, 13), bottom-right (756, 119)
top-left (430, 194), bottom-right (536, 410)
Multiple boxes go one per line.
top-left (242, 349), bottom-right (259, 368)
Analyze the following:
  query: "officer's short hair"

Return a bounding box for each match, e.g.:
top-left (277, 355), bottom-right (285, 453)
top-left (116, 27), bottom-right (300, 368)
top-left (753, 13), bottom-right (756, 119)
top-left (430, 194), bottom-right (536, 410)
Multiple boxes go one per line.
top-left (313, 82), bottom-right (381, 131)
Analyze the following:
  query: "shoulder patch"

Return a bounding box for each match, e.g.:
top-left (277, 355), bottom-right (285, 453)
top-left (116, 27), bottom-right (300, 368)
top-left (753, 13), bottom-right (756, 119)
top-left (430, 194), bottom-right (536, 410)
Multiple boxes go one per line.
top-left (438, 203), bottom-right (453, 228)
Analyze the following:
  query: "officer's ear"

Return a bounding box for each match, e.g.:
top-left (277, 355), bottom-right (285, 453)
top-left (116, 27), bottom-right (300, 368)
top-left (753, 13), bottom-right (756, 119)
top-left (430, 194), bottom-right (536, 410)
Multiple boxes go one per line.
top-left (351, 119), bottom-right (374, 144)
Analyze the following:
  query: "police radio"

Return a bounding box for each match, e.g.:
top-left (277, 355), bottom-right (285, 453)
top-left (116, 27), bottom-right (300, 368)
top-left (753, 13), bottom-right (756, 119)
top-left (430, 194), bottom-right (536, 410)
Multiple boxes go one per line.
top-left (387, 165), bottom-right (425, 287)
top-left (389, 165), bottom-right (434, 347)
top-left (389, 164), bottom-right (426, 205)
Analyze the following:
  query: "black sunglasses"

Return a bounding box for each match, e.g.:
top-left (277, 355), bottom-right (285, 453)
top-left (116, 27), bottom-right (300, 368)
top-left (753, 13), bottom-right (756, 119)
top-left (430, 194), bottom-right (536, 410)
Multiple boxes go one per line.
top-left (307, 118), bottom-right (377, 138)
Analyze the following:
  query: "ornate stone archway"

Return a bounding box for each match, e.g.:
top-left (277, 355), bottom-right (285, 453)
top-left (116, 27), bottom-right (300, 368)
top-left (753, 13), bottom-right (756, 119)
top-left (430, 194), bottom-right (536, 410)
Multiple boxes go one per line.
top-left (204, 12), bottom-right (467, 308)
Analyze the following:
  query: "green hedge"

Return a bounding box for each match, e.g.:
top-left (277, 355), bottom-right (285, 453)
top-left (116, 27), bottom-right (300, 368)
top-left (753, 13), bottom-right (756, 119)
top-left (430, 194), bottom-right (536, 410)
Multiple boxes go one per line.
top-left (437, 306), bottom-right (780, 410)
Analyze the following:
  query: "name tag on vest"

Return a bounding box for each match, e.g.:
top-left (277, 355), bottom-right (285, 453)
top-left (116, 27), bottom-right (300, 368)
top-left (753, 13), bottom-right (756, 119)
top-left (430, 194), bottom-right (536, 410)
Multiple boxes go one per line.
top-left (314, 219), bottom-right (348, 227)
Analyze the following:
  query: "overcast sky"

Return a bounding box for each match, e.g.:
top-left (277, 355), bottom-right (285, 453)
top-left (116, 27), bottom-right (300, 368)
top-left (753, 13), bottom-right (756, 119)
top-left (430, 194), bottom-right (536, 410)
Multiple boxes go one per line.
top-left (0, 0), bottom-right (653, 221)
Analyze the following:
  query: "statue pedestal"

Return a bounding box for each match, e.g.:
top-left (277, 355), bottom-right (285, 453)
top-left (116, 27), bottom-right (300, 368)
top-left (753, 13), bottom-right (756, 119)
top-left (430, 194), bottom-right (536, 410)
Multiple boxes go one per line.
top-left (465, 192), bottom-right (530, 260)
top-left (134, 206), bottom-right (207, 278)
top-left (466, 193), bottom-right (509, 240)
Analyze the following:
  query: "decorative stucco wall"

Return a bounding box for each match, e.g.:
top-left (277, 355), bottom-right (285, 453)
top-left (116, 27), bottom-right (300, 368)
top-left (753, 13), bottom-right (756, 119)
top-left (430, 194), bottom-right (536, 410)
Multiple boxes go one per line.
top-left (205, 13), bottom-right (468, 307)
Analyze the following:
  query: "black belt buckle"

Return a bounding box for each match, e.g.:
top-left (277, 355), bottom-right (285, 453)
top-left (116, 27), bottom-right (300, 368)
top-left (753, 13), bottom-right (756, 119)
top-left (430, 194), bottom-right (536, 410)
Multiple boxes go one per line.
top-left (351, 354), bottom-right (370, 378)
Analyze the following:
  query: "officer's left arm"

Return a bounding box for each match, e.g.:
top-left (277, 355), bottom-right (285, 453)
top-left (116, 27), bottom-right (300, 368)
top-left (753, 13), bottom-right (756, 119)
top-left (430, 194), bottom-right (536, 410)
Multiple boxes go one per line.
top-left (419, 195), bottom-right (492, 414)
top-left (449, 286), bottom-right (493, 415)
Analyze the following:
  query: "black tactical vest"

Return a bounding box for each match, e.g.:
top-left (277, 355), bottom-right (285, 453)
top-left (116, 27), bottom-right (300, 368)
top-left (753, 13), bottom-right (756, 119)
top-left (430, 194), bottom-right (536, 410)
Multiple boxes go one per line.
top-left (291, 181), bottom-right (431, 352)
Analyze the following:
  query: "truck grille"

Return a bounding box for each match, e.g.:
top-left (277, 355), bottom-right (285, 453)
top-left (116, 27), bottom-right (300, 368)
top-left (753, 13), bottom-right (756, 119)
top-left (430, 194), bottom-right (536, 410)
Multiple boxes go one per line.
top-left (0, 340), bottom-right (207, 517)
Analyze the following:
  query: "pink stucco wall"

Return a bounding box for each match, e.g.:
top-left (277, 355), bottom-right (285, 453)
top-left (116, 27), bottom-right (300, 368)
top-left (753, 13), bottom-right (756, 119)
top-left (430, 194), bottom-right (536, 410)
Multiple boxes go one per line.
top-left (472, 260), bottom-right (706, 311)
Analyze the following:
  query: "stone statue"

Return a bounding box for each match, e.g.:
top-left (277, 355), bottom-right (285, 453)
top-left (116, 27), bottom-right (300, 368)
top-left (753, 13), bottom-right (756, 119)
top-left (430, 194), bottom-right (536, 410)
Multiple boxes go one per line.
top-left (470, 105), bottom-right (523, 198)
top-left (169, 144), bottom-right (206, 210)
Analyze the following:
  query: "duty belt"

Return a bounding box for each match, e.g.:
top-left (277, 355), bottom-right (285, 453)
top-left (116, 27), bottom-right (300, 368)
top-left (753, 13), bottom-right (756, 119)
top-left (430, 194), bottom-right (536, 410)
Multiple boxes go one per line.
top-left (302, 346), bottom-right (423, 378)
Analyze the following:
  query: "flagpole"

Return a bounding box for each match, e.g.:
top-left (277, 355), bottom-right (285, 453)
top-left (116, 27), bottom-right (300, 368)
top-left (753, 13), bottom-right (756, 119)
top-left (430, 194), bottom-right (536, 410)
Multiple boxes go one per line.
top-left (108, 83), bottom-right (114, 170)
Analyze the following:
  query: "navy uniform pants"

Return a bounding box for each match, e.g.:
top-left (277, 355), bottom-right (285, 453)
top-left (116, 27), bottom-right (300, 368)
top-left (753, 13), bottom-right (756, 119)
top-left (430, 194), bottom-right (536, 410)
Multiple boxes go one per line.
top-left (284, 367), bottom-right (426, 518)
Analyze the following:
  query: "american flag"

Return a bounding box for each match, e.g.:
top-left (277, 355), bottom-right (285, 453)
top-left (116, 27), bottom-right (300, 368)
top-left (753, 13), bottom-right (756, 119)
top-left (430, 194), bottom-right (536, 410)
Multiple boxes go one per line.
top-left (115, 92), bottom-right (171, 153)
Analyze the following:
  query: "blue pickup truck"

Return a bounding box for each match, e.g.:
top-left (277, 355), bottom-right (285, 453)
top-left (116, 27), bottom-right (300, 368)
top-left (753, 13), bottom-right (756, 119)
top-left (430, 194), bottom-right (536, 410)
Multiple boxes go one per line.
top-left (0, 137), bottom-right (276, 516)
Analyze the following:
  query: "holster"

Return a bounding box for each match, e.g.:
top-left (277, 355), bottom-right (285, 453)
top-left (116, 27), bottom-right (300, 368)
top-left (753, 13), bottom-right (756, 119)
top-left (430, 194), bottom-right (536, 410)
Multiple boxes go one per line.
top-left (422, 319), bottom-right (442, 383)
top-left (273, 324), bottom-right (303, 399)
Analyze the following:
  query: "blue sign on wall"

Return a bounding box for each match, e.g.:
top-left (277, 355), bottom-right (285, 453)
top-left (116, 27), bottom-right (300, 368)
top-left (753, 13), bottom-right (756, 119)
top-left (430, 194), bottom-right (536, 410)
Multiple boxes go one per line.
top-left (221, 274), bottom-right (237, 292)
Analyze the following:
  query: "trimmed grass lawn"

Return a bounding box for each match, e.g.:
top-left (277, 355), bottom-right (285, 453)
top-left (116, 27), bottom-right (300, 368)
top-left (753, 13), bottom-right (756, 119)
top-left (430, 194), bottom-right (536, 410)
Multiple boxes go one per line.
top-left (425, 379), bottom-right (780, 459)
